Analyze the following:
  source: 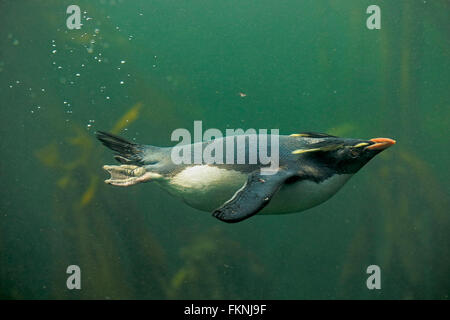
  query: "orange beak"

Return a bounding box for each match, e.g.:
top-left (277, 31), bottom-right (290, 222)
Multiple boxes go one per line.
top-left (366, 138), bottom-right (396, 150)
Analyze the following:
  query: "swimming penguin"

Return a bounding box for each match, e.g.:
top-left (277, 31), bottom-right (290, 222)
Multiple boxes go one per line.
top-left (96, 131), bottom-right (395, 223)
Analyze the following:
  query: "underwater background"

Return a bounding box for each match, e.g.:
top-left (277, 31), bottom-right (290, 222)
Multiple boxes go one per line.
top-left (0, 0), bottom-right (449, 299)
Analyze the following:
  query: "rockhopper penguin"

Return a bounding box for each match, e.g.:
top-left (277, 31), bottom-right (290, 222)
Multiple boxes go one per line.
top-left (96, 131), bottom-right (395, 223)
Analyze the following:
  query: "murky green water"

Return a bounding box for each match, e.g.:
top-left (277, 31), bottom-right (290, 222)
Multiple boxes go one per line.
top-left (0, 0), bottom-right (449, 299)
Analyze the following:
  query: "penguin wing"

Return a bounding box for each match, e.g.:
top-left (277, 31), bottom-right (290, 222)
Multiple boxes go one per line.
top-left (212, 169), bottom-right (295, 223)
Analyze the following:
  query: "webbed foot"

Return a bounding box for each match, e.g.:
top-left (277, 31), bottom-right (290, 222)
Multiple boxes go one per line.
top-left (102, 165), bottom-right (160, 186)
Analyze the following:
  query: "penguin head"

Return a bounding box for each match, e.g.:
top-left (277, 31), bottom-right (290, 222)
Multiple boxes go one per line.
top-left (294, 137), bottom-right (396, 174)
top-left (332, 137), bottom-right (396, 173)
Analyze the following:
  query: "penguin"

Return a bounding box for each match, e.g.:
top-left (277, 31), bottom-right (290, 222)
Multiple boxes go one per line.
top-left (96, 131), bottom-right (395, 223)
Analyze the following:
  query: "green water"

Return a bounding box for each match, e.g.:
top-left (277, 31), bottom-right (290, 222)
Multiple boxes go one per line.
top-left (0, 0), bottom-right (449, 299)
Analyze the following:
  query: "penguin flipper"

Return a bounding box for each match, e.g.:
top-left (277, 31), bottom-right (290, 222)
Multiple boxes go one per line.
top-left (212, 170), bottom-right (294, 223)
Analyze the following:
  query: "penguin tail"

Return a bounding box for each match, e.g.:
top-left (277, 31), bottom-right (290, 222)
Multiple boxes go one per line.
top-left (96, 131), bottom-right (145, 165)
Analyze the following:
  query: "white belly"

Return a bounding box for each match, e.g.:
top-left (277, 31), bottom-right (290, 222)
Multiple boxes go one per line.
top-left (159, 165), bottom-right (352, 215)
top-left (261, 173), bottom-right (352, 214)
top-left (159, 165), bottom-right (247, 211)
